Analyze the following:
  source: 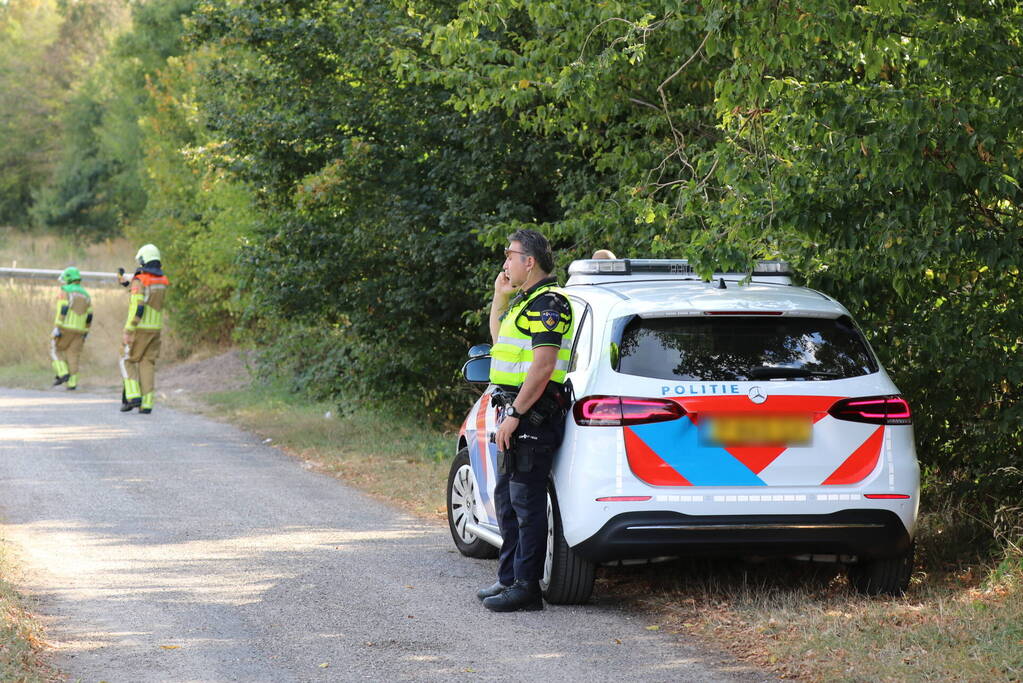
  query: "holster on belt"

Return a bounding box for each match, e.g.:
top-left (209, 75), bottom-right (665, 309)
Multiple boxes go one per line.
top-left (492, 381), bottom-right (573, 474)
top-left (525, 380), bottom-right (573, 426)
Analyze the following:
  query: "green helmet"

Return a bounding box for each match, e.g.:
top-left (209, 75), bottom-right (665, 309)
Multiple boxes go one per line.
top-left (59, 266), bottom-right (81, 283)
top-left (136, 244), bottom-right (161, 265)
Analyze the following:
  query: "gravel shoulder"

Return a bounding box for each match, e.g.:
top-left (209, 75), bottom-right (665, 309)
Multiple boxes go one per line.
top-left (0, 386), bottom-right (771, 682)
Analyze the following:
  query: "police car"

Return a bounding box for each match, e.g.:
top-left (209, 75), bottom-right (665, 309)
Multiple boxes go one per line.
top-left (448, 259), bottom-right (919, 603)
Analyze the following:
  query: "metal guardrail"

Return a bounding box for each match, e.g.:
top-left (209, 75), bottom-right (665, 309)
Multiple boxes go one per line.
top-left (0, 267), bottom-right (124, 286)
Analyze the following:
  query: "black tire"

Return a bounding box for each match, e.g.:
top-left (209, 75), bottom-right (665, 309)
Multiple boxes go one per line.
top-left (847, 542), bottom-right (914, 596)
top-left (447, 448), bottom-right (499, 559)
top-left (541, 484), bottom-right (596, 604)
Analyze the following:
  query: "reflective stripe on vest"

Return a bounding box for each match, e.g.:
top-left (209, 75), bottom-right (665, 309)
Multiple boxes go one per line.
top-left (489, 283), bottom-right (574, 387)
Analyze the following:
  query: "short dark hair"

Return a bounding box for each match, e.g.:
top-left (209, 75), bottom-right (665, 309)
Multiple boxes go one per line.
top-left (508, 229), bottom-right (555, 273)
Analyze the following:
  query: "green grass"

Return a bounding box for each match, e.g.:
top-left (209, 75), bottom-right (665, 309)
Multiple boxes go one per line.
top-left (199, 380), bottom-right (455, 520)
top-left (0, 544), bottom-right (58, 683)
top-left (0, 362), bottom-right (50, 390)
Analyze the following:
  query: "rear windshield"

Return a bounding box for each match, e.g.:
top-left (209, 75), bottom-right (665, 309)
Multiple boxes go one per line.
top-left (615, 316), bottom-right (877, 381)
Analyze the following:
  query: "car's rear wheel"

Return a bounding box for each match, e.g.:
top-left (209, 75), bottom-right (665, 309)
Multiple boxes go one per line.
top-left (541, 484), bottom-right (596, 604)
top-left (847, 542), bottom-right (914, 596)
top-left (447, 448), bottom-right (498, 559)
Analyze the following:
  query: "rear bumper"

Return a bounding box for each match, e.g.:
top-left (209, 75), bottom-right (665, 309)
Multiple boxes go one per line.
top-left (571, 509), bottom-right (911, 562)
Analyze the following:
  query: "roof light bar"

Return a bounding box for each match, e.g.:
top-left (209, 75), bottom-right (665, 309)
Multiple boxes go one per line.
top-left (754, 260), bottom-right (793, 275)
top-left (568, 259), bottom-right (631, 275)
top-left (567, 258), bottom-right (792, 278)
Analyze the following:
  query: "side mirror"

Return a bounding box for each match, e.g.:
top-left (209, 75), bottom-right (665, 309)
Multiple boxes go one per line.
top-left (461, 357), bottom-right (491, 383)
top-left (467, 343), bottom-right (492, 359)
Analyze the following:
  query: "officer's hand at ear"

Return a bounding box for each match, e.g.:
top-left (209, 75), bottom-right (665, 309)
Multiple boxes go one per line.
top-left (494, 270), bottom-right (516, 299)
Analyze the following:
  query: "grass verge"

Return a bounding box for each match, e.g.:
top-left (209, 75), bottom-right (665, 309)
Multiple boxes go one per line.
top-left (604, 555), bottom-right (1021, 682)
top-left (200, 381), bottom-right (454, 520)
top-left (196, 376), bottom-right (1022, 683)
top-left (0, 543), bottom-right (58, 682)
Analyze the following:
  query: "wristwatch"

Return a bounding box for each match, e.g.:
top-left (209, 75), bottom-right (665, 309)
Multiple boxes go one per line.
top-left (506, 405), bottom-right (524, 419)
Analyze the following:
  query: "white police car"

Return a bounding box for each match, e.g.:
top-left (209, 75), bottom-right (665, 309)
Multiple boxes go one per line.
top-left (448, 259), bottom-right (919, 603)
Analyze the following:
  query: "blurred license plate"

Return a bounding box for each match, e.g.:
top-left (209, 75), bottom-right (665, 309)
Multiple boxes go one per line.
top-left (707, 415), bottom-right (812, 447)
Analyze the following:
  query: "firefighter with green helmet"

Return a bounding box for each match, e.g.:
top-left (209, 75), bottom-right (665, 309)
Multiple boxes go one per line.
top-left (119, 244), bottom-right (170, 414)
top-left (50, 266), bottom-right (93, 390)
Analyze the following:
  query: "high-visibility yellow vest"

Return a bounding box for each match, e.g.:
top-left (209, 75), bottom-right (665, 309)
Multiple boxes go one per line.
top-left (490, 281), bottom-right (574, 387)
top-left (54, 284), bottom-right (92, 333)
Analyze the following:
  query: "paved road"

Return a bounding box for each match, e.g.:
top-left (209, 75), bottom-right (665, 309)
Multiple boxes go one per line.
top-left (0, 388), bottom-right (769, 682)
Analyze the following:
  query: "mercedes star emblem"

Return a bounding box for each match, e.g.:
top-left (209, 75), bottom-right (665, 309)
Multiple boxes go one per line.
top-left (748, 386), bottom-right (767, 404)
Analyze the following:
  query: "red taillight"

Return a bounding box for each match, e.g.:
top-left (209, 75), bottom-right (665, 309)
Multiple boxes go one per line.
top-left (573, 396), bottom-right (686, 426)
top-left (828, 395), bottom-right (912, 425)
top-left (863, 494), bottom-right (911, 499)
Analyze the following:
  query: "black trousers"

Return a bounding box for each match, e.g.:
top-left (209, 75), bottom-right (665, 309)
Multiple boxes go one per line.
top-left (494, 417), bottom-right (565, 586)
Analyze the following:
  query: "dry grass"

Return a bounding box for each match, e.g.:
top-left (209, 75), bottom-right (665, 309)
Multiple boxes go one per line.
top-left (0, 543), bottom-right (59, 683)
top-left (0, 229), bottom-right (187, 391)
top-left (600, 555), bottom-right (1021, 683)
top-left (0, 280), bottom-right (187, 392)
top-left (0, 227), bottom-right (131, 273)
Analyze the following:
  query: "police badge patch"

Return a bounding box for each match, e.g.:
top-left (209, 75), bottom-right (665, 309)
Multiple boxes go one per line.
top-left (540, 310), bottom-right (559, 330)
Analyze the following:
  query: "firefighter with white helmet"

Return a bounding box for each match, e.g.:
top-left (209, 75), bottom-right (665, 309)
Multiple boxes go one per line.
top-left (119, 244), bottom-right (170, 414)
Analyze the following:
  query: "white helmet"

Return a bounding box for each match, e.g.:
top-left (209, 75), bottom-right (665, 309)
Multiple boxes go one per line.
top-left (136, 244), bottom-right (161, 265)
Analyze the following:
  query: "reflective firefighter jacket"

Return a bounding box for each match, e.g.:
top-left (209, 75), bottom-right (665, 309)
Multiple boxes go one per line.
top-left (125, 271), bottom-right (170, 331)
top-left (54, 283), bottom-right (93, 333)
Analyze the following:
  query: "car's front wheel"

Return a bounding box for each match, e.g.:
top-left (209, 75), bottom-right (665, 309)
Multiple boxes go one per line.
top-left (541, 484), bottom-right (596, 604)
top-left (847, 542), bottom-right (914, 596)
top-left (447, 448), bottom-right (498, 559)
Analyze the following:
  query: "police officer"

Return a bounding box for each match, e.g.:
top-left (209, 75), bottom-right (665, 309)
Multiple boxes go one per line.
top-left (50, 266), bottom-right (93, 390)
top-left (119, 244), bottom-right (170, 414)
top-left (477, 229), bottom-right (574, 613)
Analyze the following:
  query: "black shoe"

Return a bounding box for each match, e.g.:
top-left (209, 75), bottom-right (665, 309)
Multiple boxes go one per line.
top-left (120, 403), bottom-right (135, 412)
top-left (482, 580), bottom-right (543, 612)
top-left (139, 408), bottom-right (152, 414)
top-left (66, 385), bottom-right (76, 391)
top-left (476, 581), bottom-right (510, 602)
top-left (53, 375), bottom-right (65, 386)
top-left (120, 399), bottom-right (140, 412)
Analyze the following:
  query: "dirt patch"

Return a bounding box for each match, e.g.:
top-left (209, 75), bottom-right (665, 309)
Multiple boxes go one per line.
top-left (160, 349), bottom-right (254, 406)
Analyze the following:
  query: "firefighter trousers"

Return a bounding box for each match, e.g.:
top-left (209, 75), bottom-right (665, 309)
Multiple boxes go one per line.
top-left (51, 330), bottom-right (85, 382)
top-left (120, 329), bottom-right (161, 407)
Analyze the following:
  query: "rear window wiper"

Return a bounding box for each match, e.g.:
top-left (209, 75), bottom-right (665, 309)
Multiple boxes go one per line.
top-left (748, 366), bottom-right (841, 380)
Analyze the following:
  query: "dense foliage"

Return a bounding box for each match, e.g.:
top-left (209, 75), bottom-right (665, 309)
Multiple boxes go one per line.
top-left (31, 0), bottom-right (196, 239)
top-left (2, 0), bottom-right (1020, 501)
top-left (185, 0), bottom-right (587, 413)
top-left (0, 0), bottom-right (127, 226)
